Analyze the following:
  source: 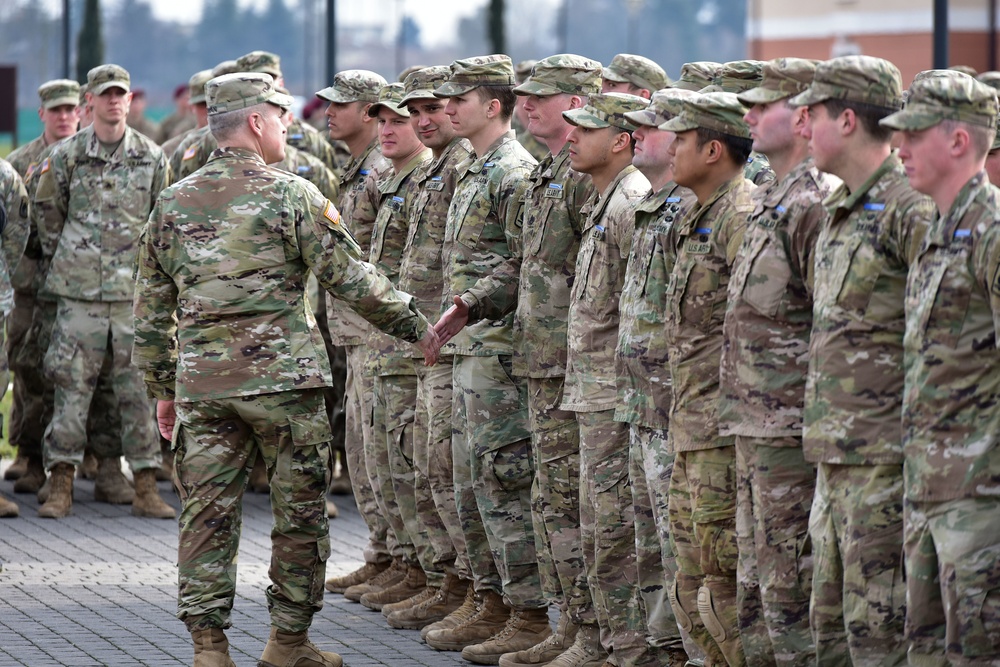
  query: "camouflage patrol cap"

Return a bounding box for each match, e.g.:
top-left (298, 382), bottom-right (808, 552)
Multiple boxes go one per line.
top-left (38, 79), bottom-right (80, 109)
top-left (400, 65), bottom-right (452, 105)
top-left (514, 59), bottom-right (537, 84)
top-left (603, 54), bottom-right (670, 92)
top-left (397, 64), bottom-right (427, 83)
top-left (87, 64), bottom-right (130, 95)
top-left (977, 71), bottom-right (1000, 90)
top-left (316, 70), bottom-right (387, 104)
top-left (738, 58), bottom-right (818, 105)
top-left (367, 83), bottom-right (410, 117)
top-left (704, 60), bottom-right (764, 94)
top-left (212, 60), bottom-right (241, 78)
top-left (881, 72), bottom-right (998, 132)
top-left (659, 92), bottom-right (750, 139)
top-left (562, 92), bottom-right (649, 132)
top-left (789, 55), bottom-right (903, 110)
top-left (78, 84), bottom-right (89, 105)
top-left (624, 88), bottom-right (699, 128)
top-left (237, 51), bottom-right (282, 79)
top-left (513, 54), bottom-right (602, 97)
top-left (950, 64), bottom-right (978, 77)
top-left (188, 69), bottom-right (214, 105)
top-left (206, 72), bottom-right (293, 116)
top-left (674, 62), bottom-right (721, 91)
top-left (434, 55), bottom-right (515, 97)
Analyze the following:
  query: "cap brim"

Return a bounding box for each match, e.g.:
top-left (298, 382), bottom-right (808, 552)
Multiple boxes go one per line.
top-left (878, 108), bottom-right (937, 132)
top-left (42, 96), bottom-right (79, 109)
top-left (658, 115), bottom-right (698, 132)
top-left (623, 108), bottom-right (664, 127)
top-left (787, 87), bottom-right (829, 107)
top-left (562, 108), bottom-right (609, 129)
top-left (268, 91), bottom-right (294, 109)
top-left (90, 82), bottom-right (130, 96)
top-left (512, 80), bottom-right (561, 96)
top-left (316, 87), bottom-right (357, 103)
top-left (400, 90), bottom-right (437, 106)
top-left (433, 82), bottom-right (477, 98)
top-left (189, 94), bottom-right (207, 105)
top-left (737, 87), bottom-right (792, 105)
top-left (367, 101), bottom-right (410, 117)
top-left (602, 68), bottom-right (628, 83)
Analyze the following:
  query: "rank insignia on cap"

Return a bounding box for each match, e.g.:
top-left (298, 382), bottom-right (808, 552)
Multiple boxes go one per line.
top-left (323, 200), bottom-right (341, 225)
top-left (182, 146), bottom-right (198, 161)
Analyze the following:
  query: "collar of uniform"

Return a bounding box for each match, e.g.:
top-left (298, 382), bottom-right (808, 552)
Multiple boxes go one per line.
top-left (635, 179), bottom-right (686, 214)
top-left (420, 137), bottom-right (471, 184)
top-left (209, 146), bottom-right (268, 166)
top-left (459, 129), bottom-right (517, 175)
top-left (676, 172), bottom-right (746, 235)
top-left (826, 151), bottom-right (899, 220)
top-left (343, 138), bottom-right (381, 183)
top-left (84, 126), bottom-right (130, 163)
top-left (582, 163), bottom-right (639, 224)
top-left (928, 170), bottom-right (987, 246)
top-left (378, 147), bottom-right (433, 195)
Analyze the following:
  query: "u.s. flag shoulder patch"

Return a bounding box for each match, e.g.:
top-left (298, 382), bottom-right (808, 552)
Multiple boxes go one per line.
top-left (182, 146), bottom-right (198, 161)
top-left (39, 158), bottom-right (50, 175)
top-left (323, 200), bottom-right (341, 225)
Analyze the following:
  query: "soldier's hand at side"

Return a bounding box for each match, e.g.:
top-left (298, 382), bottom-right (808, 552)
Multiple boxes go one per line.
top-left (157, 399), bottom-right (176, 440)
top-left (418, 327), bottom-right (441, 366)
top-left (434, 295), bottom-right (470, 346)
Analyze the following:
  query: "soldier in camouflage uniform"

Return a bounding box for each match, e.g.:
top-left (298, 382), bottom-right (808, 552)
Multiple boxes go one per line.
top-left (658, 92), bottom-right (756, 667)
top-left (169, 61), bottom-right (242, 181)
top-left (132, 72), bottom-right (439, 667)
top-left (560, 92), bottom-right (659, 667)
top-left (424, 55), bottom-right (548, 662)
top-left (789, 56), bottom-right (935, 667)
top-left (3, 79), bottom-right (80, 494)
top-left (0, 159), bottom-right (30, 518)
top-left (722, 58), bottom-right (835, 667)
top-left (316, 69), bottom-right (401, 598)
top-left (160, 70), bottom-right (212, 171)
top-left (381, 66), bottom-right (475, 632)
top-left (881, 72), bottom-right (1000, 667)
top-left (601, 54), bottom-right (670, 99)
top-left (618, 87), bottom-right (701, 667)
top-left (513, 60), bottom-right (548, 162)
top-left (32, 64), bottom-right (174, 520)
top-left (353, 83), bottom-right (434, 613)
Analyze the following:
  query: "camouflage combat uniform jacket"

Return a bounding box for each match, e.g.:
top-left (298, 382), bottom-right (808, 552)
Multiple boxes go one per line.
top-left (665, 174), bottom-right (753, 452)
top-left (615, 181), bottom-right (696, 429)
top-left (561, 165), bottom-right (648, 412)
top-left (719, 158), bottom-right (833, 438)
top-left (33, 125), bottom-right (170, 302)
top-left (287, 118), bottom-right (342, 178)
top-left (132, 147), bottom-right (429, 403)
top-left (903, 172), bottom-right (1000, 501)
top-left (171, 125), bottom-right (215, 181)
top-left (803, 154), bottom-right (933, 465)
top-left (0, 160), bottom-right (30, 316)
top-left (5, 137), bottom-right (52, 294)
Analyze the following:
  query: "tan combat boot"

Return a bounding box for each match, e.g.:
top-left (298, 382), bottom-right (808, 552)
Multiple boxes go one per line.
top-left (78, 449), bottom-right (98, 480)
top-left (191, 627), bottom-right (236, 667)
top-left (420, 580), bottom-right (478, 639)
top-left (94, 456), bottom-right (135, 504)
top-left (462, 606), bottom-right (552, 664)
top-left (325, 499), bottom-right (338, 519)
top-left (388, 574), bottom-right (468, 629)
top-left (4, 453), bottom-right (28, 480)
top-left (324, 560), bottom-right (389, 594)
top-left (360, 563), bottom-right (426, 611)
top-left (0, 495), bottom-right (19, 518)
top-left (499, 609), bottom-right (578, 667)
top-left (545, 622), bottom-right (606, 667)
top-left (13, 458), bottom-right (46, 494)
top-left (382, 586), bottom-right (436, 618)
top-left (38, 463), bottom-right (74, 519)
top-left (425, 589), bottom-right (510, 652)
top-left (258, 628), bottom-right (342, 667)
top-left (36, 475), bottom-right (51, 503)
top-left (131, 468), bottom-right (176, 519)
top-left (343, 557), bottom-right (405, 602)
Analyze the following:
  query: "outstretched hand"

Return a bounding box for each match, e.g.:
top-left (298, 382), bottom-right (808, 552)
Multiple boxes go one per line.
top-left (418, 327), bottom-right (441, 367)
top-left (433, 295), bottom-right (470, 347)
top-left (156, 399), bottom-right (176, 440)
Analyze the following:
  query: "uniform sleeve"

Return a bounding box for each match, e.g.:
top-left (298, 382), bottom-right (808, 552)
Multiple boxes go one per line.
top-left (298, 188), bottom-right (430, 343)
top-left (723, 206), bottom-right (749, 267)
top-left (794, 200), bottom-right (827, 297)
top-left (896, 195), bottom-right (936, 266)
top-left (31, 149), bottom-right (70, 261)
top-left (132, 200), bottom-right (180, 400)
top-left (0, 165), bottom-right (30, 287)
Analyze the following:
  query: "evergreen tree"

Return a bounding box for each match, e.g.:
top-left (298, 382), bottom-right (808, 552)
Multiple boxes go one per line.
top-left (76, 0), bottom-right (104, 84)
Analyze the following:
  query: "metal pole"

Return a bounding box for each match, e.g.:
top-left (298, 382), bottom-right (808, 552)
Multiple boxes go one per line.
top-left (326, 0), bottom-right (337, 84)
top-left (933, 0), bottom-right (948, 69)
top-left (990, 0), bottom-right (997, 72)
top-left (63, 0), bottom-right (71, 79)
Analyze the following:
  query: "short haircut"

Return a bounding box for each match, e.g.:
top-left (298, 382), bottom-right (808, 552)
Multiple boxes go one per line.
top-left (695, 127), bottom-right (753, 166)
top-left (473, 85), bottom-right (516, 121)
top-left (821, 98), bottom-right (895, 143)
top-left (939, 119), bottom-right (993, 160)
top-left (209, 104), bottom-right (261, 142)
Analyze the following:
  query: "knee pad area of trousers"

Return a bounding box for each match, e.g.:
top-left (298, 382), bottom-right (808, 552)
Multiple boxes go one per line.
top-left (668, 578), bottom-right (694, 633)
top-left (697, 585), bottom-right (728, 643)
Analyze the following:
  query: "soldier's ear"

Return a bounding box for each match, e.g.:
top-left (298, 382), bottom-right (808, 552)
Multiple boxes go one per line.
top-left (567, 95), bottom-right (584, 111)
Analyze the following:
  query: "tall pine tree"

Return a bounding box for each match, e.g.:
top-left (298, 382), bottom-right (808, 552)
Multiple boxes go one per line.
top-left (76, 0), bottom-right (104, 84)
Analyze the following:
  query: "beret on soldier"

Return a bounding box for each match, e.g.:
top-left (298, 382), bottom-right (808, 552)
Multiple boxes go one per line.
top-left (88, 64), bottom-right (130, 95)
top-left (562, 92), bottom-right (649, 132)
top-left (367, 83), bottom-right (411, 117)
top-left (434, 55), bottom-right (515, 98)
top-left (624, 88), bottom-right (699, 128)
top-left (400, 65), bottom-right (452, 105)
top-left (738, 58), bottom-right (819, 105)
top-left (659, 91), bottom-right (751, 139)
top-left (789, 55), bottom-right (903, 110)
top-left (206, 72), bottom-right (293, 116)
top-left (38, 79), bottom-right (80, 109)
top-left (512, 54), bottom-right (603, 97)
top-left (188, 70), bottom-right (214, 105)
top-left (881, 72), bottom-right (999, 132)
top-left (316, 70), bottom-right (387, 104)
top-left (603, 54), bottom-right (670, 91)
top-left (237, 51), bottom-right (282, 79)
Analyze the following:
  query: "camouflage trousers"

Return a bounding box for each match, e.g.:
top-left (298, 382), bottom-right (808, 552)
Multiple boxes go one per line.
top-left (526, 377), bottom-right (591, 624)
top-left (452, 354), bottom-right (543, 608)
top-left (344, 344), bottom-right (391, 565)
top-left (627, 423), bottom-right (690, 658)
top-left (7, 289), bottom-right (46, 463)
top-left (735, 436), bottom-right (815, 667)
top-left (668, 445), bottom-right (743, 667)
top-left (809, 463), bottom-right (906, 667)
top-left (174, 389), bottom-right (332, 633)
top-left (369, 372), bottom-right (421, 568)
top-left (904, 497), bottom-right (1000, 667)
top-left (42, 299), bottom-right (157, 471)
top-left (413, 358), bottom-right (462, 585)
top-left (577, 410), bottom-right (655, 667)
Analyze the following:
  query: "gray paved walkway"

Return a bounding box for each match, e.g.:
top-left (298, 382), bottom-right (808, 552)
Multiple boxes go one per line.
top-left (0, 465), bottom-right (473, 667)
